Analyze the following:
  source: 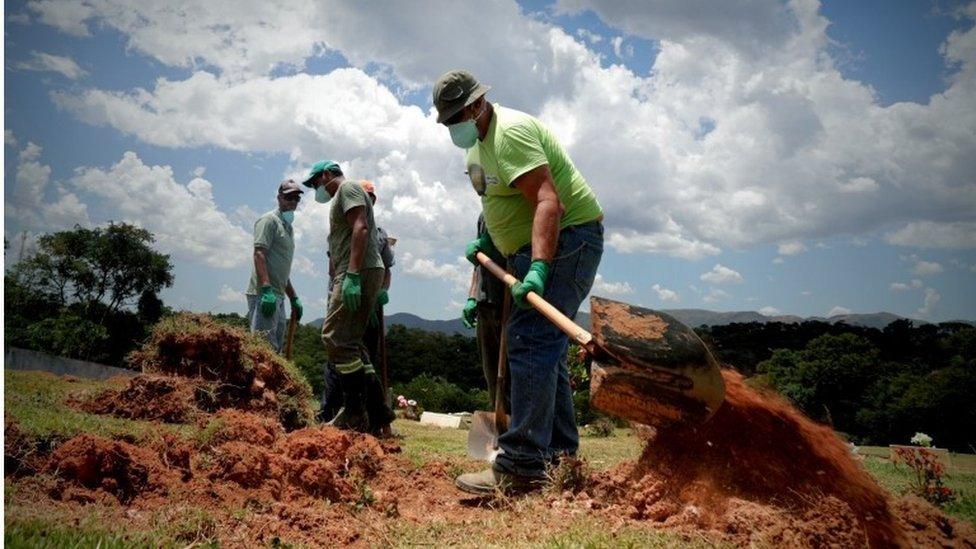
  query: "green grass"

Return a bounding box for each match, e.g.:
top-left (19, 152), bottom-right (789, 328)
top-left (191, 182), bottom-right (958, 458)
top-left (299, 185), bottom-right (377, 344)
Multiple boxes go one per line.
top-left (4, 371), bottom-right (195, 446)
top-left (4, 506), bottom-right (220, 549)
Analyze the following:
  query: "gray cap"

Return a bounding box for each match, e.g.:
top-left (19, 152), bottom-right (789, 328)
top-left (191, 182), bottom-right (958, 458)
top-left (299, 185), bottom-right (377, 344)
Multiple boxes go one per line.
top-left (432, 69), bottom-right (491, 124)
top-left (278, 179), bottom-right (304, 195)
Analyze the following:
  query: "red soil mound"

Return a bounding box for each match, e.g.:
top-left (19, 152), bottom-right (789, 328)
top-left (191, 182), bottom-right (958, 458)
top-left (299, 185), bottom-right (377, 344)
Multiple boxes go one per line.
top-left (209, 441), bottom-right (286, 491)
top-left (199, 426), bottom-right (388, 502)
top-left (892, 496), bottom-right (976, 547)
top-left (203, 409), bottom-right (284, 447)
top-left (597, 370), bottom-right (905, 547)
top-left (127, 313), bottom-right (313, 430)
top-left (79, 375), bottom-right (200, 423)
top-left (45, 434), bottom-right (170, 503)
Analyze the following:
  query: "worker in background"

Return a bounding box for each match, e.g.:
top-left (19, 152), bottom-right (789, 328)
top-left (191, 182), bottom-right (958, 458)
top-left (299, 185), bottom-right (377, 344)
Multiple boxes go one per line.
top-left (461, 213), bottom-right (508, 414)
top-left (245, 180), bottom-right (304, 353)
top-left (360, 180), bottom-right (397, 436)
top-left (303, 160), bottom-right (385, 433)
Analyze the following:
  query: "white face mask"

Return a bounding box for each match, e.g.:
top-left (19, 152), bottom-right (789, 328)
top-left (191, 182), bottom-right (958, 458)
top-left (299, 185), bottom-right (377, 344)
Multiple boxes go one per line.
top-left (447, 102), bottom-right (485, 149)
top-left (315, 185), bottom-right (332, 204)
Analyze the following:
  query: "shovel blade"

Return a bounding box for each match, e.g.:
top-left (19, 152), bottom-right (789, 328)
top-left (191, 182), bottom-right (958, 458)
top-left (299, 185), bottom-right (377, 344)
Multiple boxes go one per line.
top-left (467, 411), bottom-right (501, 461)
top-left (588, 296), bottom-right (725, 428)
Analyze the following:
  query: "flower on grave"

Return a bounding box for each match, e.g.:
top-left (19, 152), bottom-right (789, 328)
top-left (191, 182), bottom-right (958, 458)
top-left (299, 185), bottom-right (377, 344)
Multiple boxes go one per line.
top-left (911, 432), bottom-right (933, 447)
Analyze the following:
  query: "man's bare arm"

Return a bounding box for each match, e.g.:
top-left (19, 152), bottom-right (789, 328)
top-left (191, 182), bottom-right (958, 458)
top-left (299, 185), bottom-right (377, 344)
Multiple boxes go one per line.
top-left (345, 205), bottom-right (368, 273)
top-left (513, 165), bottom-right (564, 262)
top-left (254, 248), bottom-right (271, 286)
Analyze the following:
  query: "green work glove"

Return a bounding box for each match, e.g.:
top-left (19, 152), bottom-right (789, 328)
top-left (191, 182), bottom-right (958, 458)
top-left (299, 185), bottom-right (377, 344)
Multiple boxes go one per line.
top-left (290, 296), bottom-right (303, 321)
top-left (377, 288), bottom-right (389, 307)
top-left (461, 297), bottom-right (478, 329)
top-left (511, 260), bottom-right (549, 310)
top-left (260, 285), bottom-right (277, 318)
top-left (341, 272), bottom-right (362, 312)
top-left (465, 233), bottom-right (497, 266)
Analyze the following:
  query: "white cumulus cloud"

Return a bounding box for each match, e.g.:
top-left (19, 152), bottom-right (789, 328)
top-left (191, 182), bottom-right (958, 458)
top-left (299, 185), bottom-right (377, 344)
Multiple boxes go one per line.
top-left (777, 241), bottom-right (806, 256)
top-left (827, 306), bottom-right (851, 317)
top-left (16, 51), bottom-right (87, 79)
top-left (758, 306), bottom-right (780, 316)
top-left (912, 260), bottom-right (944, 276)
top-left (217, 285), bottom-right (245, 303)
top-left (592, 273), bottom-right (635, 295)
top-left (700, 264), bottom-right (743, 284)
top-left (651, 283), bottom-right (679, 302)
top-left (70, 151), bottom-right (251, 268)
top-left (918, 287), bottom-right (941, 317)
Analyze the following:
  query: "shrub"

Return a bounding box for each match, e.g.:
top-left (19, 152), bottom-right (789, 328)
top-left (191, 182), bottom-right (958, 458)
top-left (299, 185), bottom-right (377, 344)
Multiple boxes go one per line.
top-left (892, 446), bottom-right (956, 506)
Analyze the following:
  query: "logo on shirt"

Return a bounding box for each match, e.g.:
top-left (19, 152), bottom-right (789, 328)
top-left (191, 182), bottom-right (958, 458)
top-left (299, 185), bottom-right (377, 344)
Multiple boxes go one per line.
top-left (467, 164), bottom-right (498, 196)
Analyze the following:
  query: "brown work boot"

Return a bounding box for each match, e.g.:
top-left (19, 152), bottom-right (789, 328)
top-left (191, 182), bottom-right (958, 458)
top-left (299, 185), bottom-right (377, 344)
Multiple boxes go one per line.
top-left (455, 468), bottom-right (547, 495)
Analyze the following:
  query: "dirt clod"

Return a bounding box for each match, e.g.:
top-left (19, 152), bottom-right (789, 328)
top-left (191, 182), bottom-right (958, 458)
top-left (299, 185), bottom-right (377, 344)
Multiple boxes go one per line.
top-left (45, 434), bottom-right (164, 503)
top-left (79, 374), bottom-right (200, 423)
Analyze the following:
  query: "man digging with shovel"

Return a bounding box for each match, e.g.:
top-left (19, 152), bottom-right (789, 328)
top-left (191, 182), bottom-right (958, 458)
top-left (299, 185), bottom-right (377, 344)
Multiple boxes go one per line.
top-left (434, 70), bottom-right (605, 494)
top-left (303, 160), bottom-right (392, 434)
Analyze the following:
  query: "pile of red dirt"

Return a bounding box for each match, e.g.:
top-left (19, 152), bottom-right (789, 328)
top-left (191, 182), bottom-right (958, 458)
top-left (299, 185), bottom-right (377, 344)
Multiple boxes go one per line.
top-left (78, 374), bottom-right (202, 424)
top-left (201, 409), bottom-right (285, 448)
top-left (45, 434), bottom-right (173, 504)
top-left (43, 424), bottom-right (393, 509)
top-left (592, 370), bottom-right (976, 547)
top-left (125, 313), bottom-right (314, 430)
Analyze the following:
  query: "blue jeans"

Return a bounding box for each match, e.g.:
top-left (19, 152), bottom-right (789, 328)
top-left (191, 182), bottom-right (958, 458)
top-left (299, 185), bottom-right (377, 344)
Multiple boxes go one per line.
top-left (246, 293), bottom-right (286, 353)
top-left (493, 221), bottom-right (603, 478)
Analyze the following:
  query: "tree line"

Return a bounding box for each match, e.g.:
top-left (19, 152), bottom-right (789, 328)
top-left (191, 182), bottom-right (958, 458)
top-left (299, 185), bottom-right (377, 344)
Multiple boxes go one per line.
top-left (6, 224), bottom-right (973, 450)
top-left (699, 320), bottom-right (975, 452)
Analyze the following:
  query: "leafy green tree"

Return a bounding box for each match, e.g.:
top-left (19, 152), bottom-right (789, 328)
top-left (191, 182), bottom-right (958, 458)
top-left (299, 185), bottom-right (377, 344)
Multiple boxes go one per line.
top-left (5, 223), bottom-right (174, 364)
top-left (757, 333), bottom-right (882, 429)
top-left (13, 223), bottom-right (173, 318)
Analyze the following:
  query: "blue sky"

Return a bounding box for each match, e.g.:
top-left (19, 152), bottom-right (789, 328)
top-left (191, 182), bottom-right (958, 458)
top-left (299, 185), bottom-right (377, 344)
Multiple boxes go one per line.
top-left (4, 0), bottom-right (975, 323)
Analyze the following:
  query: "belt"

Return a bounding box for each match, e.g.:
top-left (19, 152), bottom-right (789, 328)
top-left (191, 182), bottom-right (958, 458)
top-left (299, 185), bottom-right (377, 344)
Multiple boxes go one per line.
top-left (512, 218), bottom-right (604, 256)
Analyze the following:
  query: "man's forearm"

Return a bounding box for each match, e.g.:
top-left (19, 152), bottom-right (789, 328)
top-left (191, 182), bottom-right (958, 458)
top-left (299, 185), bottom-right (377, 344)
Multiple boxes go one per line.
top-left (254, 249), bottom-right (271, 286)
top-left (530, 198), bottom-right (561, 262)
top-left (348, 226), bottom-right (367, 273)
top-left (383, 268), bottom-right (391, 290)
top-left (285, 280), bottom-right (296, 299)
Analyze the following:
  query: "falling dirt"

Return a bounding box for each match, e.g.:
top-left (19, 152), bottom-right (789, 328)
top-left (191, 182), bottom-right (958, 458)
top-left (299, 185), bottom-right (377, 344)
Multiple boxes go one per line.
top-left (589, 369), bottom-right (976, 547)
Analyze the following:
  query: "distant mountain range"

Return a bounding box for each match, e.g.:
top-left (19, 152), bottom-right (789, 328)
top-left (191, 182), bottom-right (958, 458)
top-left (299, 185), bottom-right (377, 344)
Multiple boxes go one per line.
top-left (307, 309), bottom-right (958, 335)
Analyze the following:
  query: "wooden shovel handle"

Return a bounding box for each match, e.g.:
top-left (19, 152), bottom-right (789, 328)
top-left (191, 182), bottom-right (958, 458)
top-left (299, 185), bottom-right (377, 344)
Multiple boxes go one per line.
top-left (475, 251), bottom-right (593, 349)
top-left (284, 311), bottom-right (298, 360)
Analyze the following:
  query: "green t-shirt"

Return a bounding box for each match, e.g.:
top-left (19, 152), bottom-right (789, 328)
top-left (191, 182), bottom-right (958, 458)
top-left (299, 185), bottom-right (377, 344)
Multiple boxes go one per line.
top-left (329, 180), bottom-right (384, 274)
top-left (246, 209), bottom-right (295, 296)
top-left (464, 104), bottom-right (603, 255)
